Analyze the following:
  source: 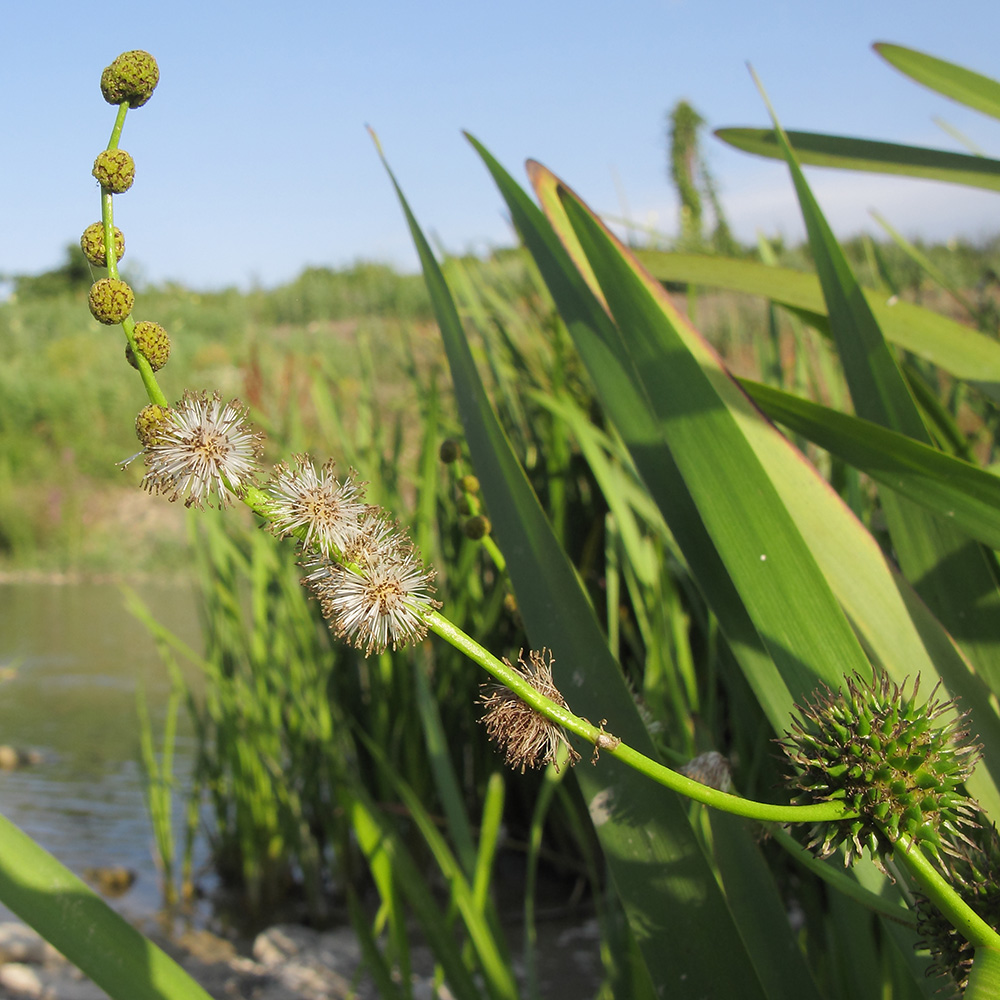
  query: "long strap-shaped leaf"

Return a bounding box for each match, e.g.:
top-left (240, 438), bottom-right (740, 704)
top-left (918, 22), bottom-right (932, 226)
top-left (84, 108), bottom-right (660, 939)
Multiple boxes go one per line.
top-left (466, 138), bottom-right (798, 729)
top-left (632, 250), bottom-right (1000, 391)
top-left (875, 42), bottom-right (1000, 122)
top-left (742, 377), bottom-right (1000, 550)
top-left (555, 183), bottom-right (873, 694)
top-left (762, 88), bottom-right (1000, 698)
top-left (377, 144), bottom-right (774, 999)
top-left (523, 158), bottom-right (999, 824)
top-left (715, 128), bottom-right (1000, 192)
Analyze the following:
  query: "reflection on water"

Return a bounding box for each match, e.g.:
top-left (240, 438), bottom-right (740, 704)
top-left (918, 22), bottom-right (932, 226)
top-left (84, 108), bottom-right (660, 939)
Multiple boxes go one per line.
top-left (0, 581), bottom-right (202, 920)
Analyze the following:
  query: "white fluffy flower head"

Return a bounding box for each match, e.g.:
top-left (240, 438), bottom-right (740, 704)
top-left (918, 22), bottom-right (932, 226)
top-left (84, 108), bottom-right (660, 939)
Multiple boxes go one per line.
top-left (142, 390), bottom-right (262, 508)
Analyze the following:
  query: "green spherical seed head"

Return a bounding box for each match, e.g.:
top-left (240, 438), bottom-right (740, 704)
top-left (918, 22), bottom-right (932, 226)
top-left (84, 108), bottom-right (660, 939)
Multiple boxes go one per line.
top-left (439, 438), bottom-right (461, 464)
top-left (93, 149), bottom-right (135, 194)
top-left (458, 475), bottom-right (480, 495)
top-left (88, 278), bottom-right (134, 324)
top-left (463, 515), bottom-right (492, 540)
top-left (135, 404), bottom-right (171, 447)
top-left (101, 51), bottom-right (159, 108)
top-left (80, 223), bottom-right (125, 267)
top-left (125, 321), bottom-right (170, 372)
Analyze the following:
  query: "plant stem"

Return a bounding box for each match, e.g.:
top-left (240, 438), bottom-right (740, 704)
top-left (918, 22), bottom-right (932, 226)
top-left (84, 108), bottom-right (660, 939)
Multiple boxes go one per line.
top-left (100, 106), bottom-right (168, 408)
top-left (425, 609), bottom-right (855, 825)
top-left (894, 832), bottom-right (1000, 952)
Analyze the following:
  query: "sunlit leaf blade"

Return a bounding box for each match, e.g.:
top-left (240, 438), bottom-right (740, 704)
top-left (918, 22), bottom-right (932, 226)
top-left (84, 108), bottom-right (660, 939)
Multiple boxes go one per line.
top-left (377, 143), bottom-right (772, 998)
top-left (741, 378), bottom-right (1000, 550)
top-left (709, 813), bottom-right (825, 1000)
top-left (555, 182), bottom-right (875, 700)
top-left (525, 160), bottom-right (1000, 824)
top-left (714, 128), bottom-right (1000, 192)
top-left (467, 138), bottom-right (797, 731)
top-left (632, 250), bottom-right (1000, 391)
top-left (761, 89), bottom-right (1000, 698)
top-left (875, 42), bottom-right (1000, 122)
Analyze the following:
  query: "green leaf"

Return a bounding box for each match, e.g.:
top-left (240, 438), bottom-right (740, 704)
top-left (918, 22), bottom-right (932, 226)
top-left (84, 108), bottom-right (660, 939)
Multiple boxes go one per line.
top-left (714, 127), bottom-right (1000, 192)
top-left (740, 378), bottom-right (1000, 550)
top-left (522, 158), bottom-right (1000, 824)
top-left (562, 181), bottom-right (874, 698)
top-left (709, 813), bottom-right (824, 1000)
top-left (0, 813), bottom-right (214, 1000)
top-left (380, 137), bottom-right (773, 999)
top-left (632, 251), bottom-right (1000, 392)
top-left (760, 88), bottom-right (1000, 700)
top-left (874, 42), bottom-right (1000, 122)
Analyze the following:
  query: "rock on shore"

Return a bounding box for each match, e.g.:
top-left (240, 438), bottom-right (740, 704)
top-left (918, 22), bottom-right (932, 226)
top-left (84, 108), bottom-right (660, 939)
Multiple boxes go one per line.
top-left (0, 920), bottom-right (450, 999)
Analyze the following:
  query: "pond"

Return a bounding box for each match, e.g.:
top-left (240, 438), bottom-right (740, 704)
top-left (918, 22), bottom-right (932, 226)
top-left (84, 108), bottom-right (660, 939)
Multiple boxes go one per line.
top-left (0, 580), bottom-right (202, 922)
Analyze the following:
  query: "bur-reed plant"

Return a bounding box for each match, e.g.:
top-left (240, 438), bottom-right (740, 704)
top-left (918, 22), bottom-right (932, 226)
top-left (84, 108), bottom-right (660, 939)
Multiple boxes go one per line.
top-left (3, 41), bottom-right (1000, 1000)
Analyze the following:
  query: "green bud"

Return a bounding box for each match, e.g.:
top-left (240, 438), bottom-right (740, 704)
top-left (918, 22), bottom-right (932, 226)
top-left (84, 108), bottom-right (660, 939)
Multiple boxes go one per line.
top-left (88, 278), bottom-right (134, 325)
top-left (126, 321), bottom-right (170, 372)
top-left (93, 149), bottom-right (135, 193)
top-left (80, 223), bottom-right (125, 267)
top-left (135, 404), bottom-right (171, 447)
top-left (439, 438), bottom-right (461, 463)
top-left (458, 475), bottom-right (480, 495)
top-left (101, 51), bottom-right (159, 108)
top-left (463, 515), bottom-right (491, 540)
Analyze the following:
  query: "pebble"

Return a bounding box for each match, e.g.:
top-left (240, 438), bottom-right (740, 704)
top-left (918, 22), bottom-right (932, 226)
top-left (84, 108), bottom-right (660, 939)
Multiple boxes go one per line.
top-left (0, 920), bottom-right (434, 999)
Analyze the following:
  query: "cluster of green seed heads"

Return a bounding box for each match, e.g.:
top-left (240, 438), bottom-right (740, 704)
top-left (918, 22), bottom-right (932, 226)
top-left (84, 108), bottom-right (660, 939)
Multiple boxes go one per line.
top-left (783, 672), bottom-right (981, 869)
top-left (84, 51), bottom-right (171, 391)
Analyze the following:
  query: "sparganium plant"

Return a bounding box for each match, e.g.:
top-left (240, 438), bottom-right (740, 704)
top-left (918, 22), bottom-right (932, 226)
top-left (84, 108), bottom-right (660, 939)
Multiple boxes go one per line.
top-left (1, 42), bottom-right (999, 1000)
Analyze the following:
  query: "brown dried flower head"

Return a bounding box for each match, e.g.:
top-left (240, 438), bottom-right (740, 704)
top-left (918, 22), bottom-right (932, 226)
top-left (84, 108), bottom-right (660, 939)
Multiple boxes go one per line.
top-left (479, 649), bottom-right (581, 773)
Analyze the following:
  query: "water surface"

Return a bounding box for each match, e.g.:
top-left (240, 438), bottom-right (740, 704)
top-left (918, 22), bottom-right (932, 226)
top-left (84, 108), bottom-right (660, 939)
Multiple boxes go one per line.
top-left (0, 580), bottom-right (202, 920)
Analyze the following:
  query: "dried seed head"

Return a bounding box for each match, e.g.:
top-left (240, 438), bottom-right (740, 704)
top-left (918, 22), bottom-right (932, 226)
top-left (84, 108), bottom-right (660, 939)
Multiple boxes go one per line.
top-left (781, 672), bottom-right (981, 870)
top-left (88, 278), bottom-right (134, 324)
top-left (479, 649), bottom-right (581, 773)
top-left (80, 223), bottom-right (124, 267)
top-left (101, 51), bottom-right (159, 108)
top-left (439, 438), bottom-right (461, 463)
top-left (92, 149), bottom-right (135, 193)
top-left (141, 391), bottom-right (263, 508)
top-left (680, 751), bottom-right (733, 792)
top-left (126, 321), bottom-right (170, 372)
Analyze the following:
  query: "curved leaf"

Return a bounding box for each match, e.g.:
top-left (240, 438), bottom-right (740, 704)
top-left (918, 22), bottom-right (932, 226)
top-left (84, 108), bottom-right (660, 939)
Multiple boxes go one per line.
top-left (741, 377), bottom-right (1000, 550)
top-left (875, 42), bottom-right (1000, 122)
top-left (714, 128), bottom-right (1000, 192)
top-left (633, 250), bottom-right (1000, 391)
top-left (760, 90), bottom-right (1000, 700)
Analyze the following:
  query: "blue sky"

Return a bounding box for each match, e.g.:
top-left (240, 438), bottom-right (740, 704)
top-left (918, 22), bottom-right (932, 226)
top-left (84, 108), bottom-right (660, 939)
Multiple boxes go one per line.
top-left (2, 1), bottom-right (998, 291)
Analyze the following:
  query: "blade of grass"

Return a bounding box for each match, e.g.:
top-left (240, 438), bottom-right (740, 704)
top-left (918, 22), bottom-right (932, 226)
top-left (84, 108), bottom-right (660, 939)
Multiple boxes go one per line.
top-left (714, 128), bottom-right (1000, 192)
top-left (558, 180), bottom-right (875, 698)
top-left (739, 377), bottom-right (1000, 550)
top-left (0, 813), bottom-right (214, 1000)
top-left (631, 251), bottom-right (1000, 390)
top-left (520, 156), bottom-right (1000, 820)
top-left (874, 42), bottom-right (1000, 122)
